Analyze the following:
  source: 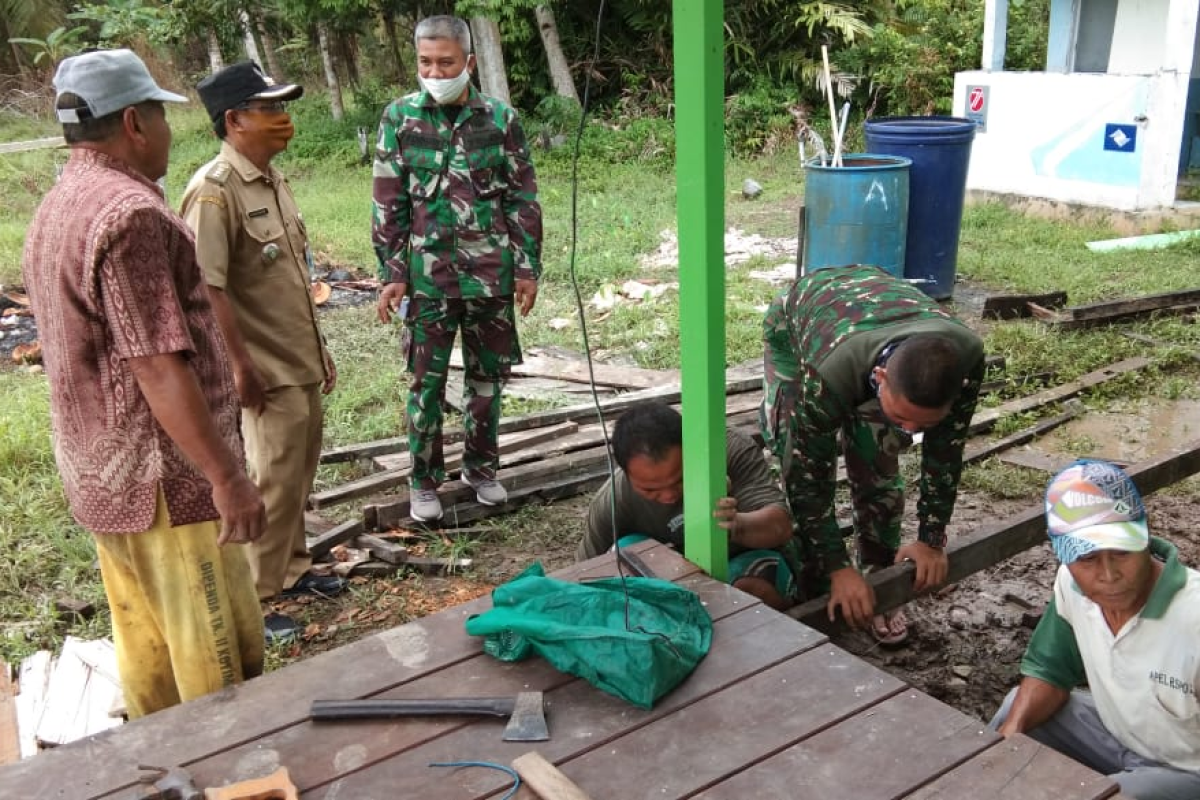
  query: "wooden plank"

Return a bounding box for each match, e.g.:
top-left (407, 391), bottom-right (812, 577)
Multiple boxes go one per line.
top-left (967, 358), bottom-right (1151, 435)
top-left (303, 511), bottom-right (335, 536)
top-left (789, 437), bottom-right (1200, 630)
top-left (319, 376), bottom-right (762, 464)
top-left (998, 448), bottom-right (1070, 473)
top-left (961, 408), bottom-right (1080, 466)
top-left (266, 613), bottom-right (832, 799)
top-left (525, 645), bottom-right (903, 800)
top-left (509, 354), bottom-right (680, 390)
top-left (1058, 302), bottom-right (1200, 330)
top-left (1067, 287), bottom-right (1200, 322)
top-left (982, 291), bottom-right (1068, 320)
top-left (369, 445), bottom-right (612, 530)
top-left (0, 662), bottom-right (19, 765)
top-left (353, 534), bottom-right (408, 565)
top-left (306, 518), bottom-right (365, 560)
top-left (315, 422), bottom-right (581, 508)
top-left (902, 734), bottom-right (1119, 800)
top-left (374, 421), bottom-right (580, 472)
top-left (693, 690), bottom-right (998, 799)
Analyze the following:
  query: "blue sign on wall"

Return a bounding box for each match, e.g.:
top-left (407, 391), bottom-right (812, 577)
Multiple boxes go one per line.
top-left (1104, 124), bottom-right (1137, 152)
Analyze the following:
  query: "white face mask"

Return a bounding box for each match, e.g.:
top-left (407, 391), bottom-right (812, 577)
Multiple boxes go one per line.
top-left (419, 68), bottom-right (471, 105)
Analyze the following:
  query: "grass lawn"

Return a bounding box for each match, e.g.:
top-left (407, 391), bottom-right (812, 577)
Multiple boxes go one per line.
top-left (1, 99), bottom-right (1199, 667)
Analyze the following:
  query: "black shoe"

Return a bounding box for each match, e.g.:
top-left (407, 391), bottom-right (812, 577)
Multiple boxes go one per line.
top-left (264, 612), bottom-right (300, 645)
top-left (280, 572), bottom-right (348, 598)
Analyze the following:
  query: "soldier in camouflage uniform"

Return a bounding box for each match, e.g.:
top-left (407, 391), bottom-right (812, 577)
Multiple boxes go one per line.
top-left (760, 264), bottom-right (985, 645)
top-left (372, 15), bottom-right (542, 522)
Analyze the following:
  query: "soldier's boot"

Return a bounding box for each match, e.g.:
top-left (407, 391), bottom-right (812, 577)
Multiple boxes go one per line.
top-left (464, 470), bottom-right (508, 506)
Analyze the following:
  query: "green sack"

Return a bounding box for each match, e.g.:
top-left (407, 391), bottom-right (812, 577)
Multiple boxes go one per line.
top-left (465, 563), bottom-right (712, 709)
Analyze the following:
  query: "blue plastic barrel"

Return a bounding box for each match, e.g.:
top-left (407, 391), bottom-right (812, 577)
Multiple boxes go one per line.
top-left (802, 154), bottom-right (910, 278)
top-left (864, 116), bottom-right (976, 299)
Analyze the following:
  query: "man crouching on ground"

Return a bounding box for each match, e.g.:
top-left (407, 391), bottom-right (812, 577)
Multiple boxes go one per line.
top-left (990, 460), bottom-right (1199, 800)
top-left (577, 403), bottom-right (797, 609)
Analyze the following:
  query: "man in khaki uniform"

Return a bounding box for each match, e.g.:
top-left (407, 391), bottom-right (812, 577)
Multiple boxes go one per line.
top-left (182, 62), bottom-right (342, 643)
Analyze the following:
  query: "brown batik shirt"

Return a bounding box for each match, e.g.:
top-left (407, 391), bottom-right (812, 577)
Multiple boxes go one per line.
top-left (22, 149), bottom-right (242, 533)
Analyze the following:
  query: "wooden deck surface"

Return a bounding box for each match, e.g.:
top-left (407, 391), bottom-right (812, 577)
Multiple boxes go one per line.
top-left (0, 541), bottom-right (1123, 799)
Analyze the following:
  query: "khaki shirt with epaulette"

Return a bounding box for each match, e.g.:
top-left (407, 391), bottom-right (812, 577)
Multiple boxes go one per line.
top-left (181, 140), bottom-right (326, 389)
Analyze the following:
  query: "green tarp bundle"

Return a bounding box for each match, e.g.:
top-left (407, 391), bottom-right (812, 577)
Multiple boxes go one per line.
top-left (465, 563), bottom-right (712, 709)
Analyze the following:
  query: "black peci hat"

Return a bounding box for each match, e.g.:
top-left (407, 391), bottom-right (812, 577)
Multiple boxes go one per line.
top-left (197, 61), bottom-right (303, 124)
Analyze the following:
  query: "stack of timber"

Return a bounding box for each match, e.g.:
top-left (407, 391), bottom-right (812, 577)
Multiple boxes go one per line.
top-left (307, 353), bottom-right (1158, 575)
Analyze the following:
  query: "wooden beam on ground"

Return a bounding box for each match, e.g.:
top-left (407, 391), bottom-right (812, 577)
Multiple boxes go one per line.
top-left (353, 534), bottom-right (408, 565)
top-left (961, 407), bottom-right (1080, 466)
top-left (368, 450), bottom-right (613, 532)
top-left (311, 422), bottom-right (580, 509)
top-left (319, 375), bottom-right (762, 464)
top-left (307, 519), bottom-right (366, 561)
top-left (1067, 287), bottom-right (1200, 323)
top-left (982, 291), bottom-right (1068, 320)
top-left (788, 438), bottom-right (1200, 631)
top-left (498, 353), bottom-right (680, 389)
top-left (967, 357), bottom-right (1151, 435)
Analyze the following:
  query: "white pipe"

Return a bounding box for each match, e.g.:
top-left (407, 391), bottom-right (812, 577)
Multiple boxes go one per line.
top-left (1085, 229), bottom-right (1200, 252)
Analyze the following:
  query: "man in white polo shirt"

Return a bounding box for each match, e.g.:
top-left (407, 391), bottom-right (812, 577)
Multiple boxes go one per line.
top-left (990, 460), bottom-right (1199, 800)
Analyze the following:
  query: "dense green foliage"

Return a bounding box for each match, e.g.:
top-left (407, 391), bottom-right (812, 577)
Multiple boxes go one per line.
top-left (4, 1), bottom-right (1050, 157)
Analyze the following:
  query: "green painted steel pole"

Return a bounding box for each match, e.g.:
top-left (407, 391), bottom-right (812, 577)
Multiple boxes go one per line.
top-left (674, 0), bottom-right (727, 581)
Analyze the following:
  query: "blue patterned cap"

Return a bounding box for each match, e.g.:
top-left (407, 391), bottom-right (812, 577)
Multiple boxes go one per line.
top-left (1044, 460), bottom-right (1148, 564)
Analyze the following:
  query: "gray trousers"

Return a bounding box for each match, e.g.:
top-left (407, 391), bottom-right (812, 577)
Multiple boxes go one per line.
top-left (991, 688), bottom-right (1200, 800)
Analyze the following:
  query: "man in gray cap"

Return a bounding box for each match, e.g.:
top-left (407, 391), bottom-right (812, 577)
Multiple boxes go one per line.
top-left (22, 49), bottom-right (266, 718)
top-left (990, 460), bottom-right (1200, 799)
top-left (181, 62), bottom-right (342, 645)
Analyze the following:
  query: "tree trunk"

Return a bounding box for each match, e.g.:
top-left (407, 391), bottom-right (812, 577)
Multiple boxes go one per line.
top-left (339, 32), bottom-right (360, 89)
top-left (470, 16), bottom-right (510, 104)
top-left (317, 22), bottom-right (344, 120)
top-left (239, 9), bottom-right (262, 65)
top-left (259, 25), bottom-right (285, 81)
top-left (207, 29), bottom-right (225, 73)
top-left (534, 5), bottom-right (578, 104)
top-left (380, 8), bottom-right (404, 84)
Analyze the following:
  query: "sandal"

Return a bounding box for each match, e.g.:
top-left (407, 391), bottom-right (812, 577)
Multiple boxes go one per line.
top-left (870, 607), bottom-right (909, 647)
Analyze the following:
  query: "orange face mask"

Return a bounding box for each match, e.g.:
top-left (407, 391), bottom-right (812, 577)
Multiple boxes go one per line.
top-left (234, 109), bottom-right (294, 147)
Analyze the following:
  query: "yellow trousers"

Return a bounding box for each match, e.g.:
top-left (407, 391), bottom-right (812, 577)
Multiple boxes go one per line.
top-left (242, 382), bottom-right (323, 598)
top-left (93, 490), bottom-right (264, 719)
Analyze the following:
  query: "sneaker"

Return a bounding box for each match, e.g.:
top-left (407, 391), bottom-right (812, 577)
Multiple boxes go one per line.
top-left (280, 572), bottom-right (348, 598)
top-left (463, 471), bottom-right (508, 506)
top-left (264, 612), bottom-right (300, 646)
top-left (410, 486), bottom-right (444, 521)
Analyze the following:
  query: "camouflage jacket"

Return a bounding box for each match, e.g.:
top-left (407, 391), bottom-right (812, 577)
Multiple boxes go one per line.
top-left (371, 86), bottom-right (542, 299)
top-left (760, 265), bottom-right (985, 572)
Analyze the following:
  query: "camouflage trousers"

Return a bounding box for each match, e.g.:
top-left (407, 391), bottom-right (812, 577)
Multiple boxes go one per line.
top-left (841, 399), bottom-right (912, 568)
top-left (402, 296), bottom-right (521, 488)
